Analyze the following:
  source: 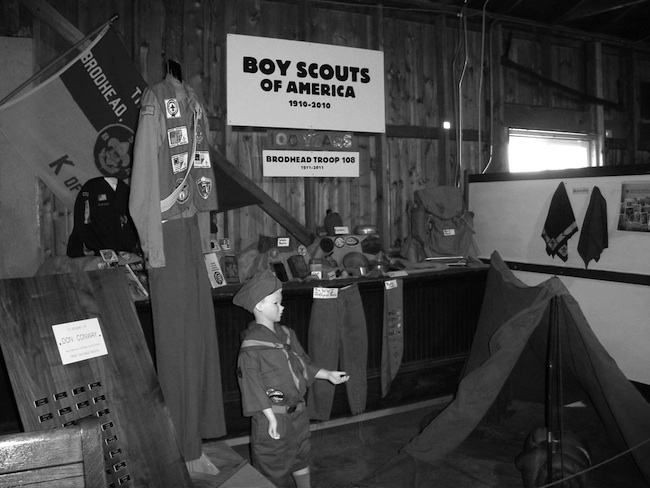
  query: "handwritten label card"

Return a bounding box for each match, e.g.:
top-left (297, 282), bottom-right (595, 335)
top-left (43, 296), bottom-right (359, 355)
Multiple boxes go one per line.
top-left (313, 287), bottom-right (339, 299)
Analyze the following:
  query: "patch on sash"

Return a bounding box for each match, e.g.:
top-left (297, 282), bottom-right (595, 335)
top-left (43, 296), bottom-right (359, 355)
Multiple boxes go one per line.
top-left (167, 126), bottom-right (189, 148)
top-left (174, 178), bottom-right (190, 204)
top-left (196, 122), bottom-right (204, 144)
top-left (165, 98), bottom-right (181, 118)
top-left (194, 151), bottom-right (211, 168)
top-left (171, 152), bottom-right (189, 174)
top-left (196, 176), bottom-right (212, 199)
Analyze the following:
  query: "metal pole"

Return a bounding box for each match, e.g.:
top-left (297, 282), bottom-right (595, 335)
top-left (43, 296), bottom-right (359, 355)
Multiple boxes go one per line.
top-left (0, 14), bottom-right (118, 107)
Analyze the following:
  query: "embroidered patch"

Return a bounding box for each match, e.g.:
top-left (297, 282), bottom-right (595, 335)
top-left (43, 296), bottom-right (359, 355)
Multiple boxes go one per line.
top-left (266, 389), bottom-right (284, 404)
top-left (141, 105), bottom-right (155, 116)
top-left (195, 122), bottom-right (204, 144)
top-left (194, 151), bottom-right (211, 168)
top-left (165, 98), bottom-right (180, 118)
top-left (344, 236), bottom-right (360, 247)
top-left (171, 153), bottom-right (189, 174)
top-left (196, 176), bottom-right (212, 199)
top-left (174, 178), bottom-right (190, 204)
top-left (167, 126), bottom-right (189, 148)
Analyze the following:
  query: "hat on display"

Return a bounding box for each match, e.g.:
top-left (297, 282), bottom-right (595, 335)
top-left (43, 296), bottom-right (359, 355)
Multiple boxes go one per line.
top-left (319, 237), bottom-right (335, 253)
top-left (361, 235), bottom-right (383, 255)
top-left (342, 252), bottom-right (370, 276)
top-left (233, 268), bottom-right (282, 313)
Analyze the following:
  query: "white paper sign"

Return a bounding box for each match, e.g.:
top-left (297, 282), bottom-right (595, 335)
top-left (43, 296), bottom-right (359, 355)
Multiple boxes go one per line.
top-left (204, 252), bottom-right (228, 288)
top-left (384, 279), bottom-right (398, 290)
top-left (52, 318), bottom-right (108, 365)
top-left (263, 150), bottom-right (359, 177)
top-left (313, 287), bottom-right (339, 299)
top-left (227, 34), bottom-right (385, 132)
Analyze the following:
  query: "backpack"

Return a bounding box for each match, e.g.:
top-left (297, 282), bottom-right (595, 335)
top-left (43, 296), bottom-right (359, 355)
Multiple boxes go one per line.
top-left (408, 186), bottom-right (479, 259)
top-left (66, 177), bottom-right (140, 258)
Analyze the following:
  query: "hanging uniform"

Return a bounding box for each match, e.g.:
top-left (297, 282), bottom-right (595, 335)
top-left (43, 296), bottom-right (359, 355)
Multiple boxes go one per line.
top-left (66, 176), bottom-right (140, 258)
top-left (129, 74), bottom-right (218, 268)
top-left (307, 284), bottom-right (368, 420)
top-left (129, 74), bottom-right (225, 461)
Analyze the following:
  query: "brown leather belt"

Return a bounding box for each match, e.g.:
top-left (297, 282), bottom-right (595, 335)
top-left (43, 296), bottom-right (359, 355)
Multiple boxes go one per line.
top-left (271, 401), bottom-right (304, 414)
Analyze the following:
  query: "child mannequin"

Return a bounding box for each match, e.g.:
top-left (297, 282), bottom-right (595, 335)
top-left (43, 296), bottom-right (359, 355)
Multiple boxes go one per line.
top-left (234, 268), bottom-right (349, 488)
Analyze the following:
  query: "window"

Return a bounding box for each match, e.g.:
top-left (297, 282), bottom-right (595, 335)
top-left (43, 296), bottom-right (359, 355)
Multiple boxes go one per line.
top-left (508, 128), bottom-right (598, 173)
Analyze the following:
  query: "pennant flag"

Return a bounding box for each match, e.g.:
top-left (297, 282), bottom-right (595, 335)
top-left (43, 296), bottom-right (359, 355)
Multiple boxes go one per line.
top-left (0, 26), bottom-right (147, 210)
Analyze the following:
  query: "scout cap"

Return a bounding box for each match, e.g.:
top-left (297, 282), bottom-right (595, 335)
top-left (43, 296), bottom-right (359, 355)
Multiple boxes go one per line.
top-left (233, 268), bottom-right (282, 313)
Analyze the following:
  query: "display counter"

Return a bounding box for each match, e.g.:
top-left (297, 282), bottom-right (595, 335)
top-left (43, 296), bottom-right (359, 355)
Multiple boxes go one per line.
top-left (0, 265), bottom-right (488, 437)
top-left (137, 264), bottom-right (489, 436)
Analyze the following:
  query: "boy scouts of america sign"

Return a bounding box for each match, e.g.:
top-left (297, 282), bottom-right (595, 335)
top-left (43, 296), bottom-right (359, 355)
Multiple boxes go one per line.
top-left (226, 34), bottom-right (386, 134)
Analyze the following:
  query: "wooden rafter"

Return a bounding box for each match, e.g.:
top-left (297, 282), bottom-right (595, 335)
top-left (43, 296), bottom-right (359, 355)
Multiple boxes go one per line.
top-left (554, 0), bottom-right (649, 23)
top-left (501, 56), bottom-right (623, 110)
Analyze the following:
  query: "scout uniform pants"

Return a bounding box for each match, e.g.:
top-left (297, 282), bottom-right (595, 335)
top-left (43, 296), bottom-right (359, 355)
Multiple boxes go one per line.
top-left (148, 215), bottom-right (226, 460)
top-left (307, 284), bottom-right (367, 420)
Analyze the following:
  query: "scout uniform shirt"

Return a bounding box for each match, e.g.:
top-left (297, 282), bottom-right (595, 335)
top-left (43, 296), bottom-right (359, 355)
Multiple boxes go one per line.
top-left (237, 322), bottom-right (320, 416)
top-left (129, 74), bottom-right (218, 268)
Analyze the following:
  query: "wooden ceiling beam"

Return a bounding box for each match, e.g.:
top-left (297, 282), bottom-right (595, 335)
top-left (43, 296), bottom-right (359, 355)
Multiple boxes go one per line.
top-left (17, 0), bottom-right (84, 44)
top-left (554, 0), bottom-right (648, 23)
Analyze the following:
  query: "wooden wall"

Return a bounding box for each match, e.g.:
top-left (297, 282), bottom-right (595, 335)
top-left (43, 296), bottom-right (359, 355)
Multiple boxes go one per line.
top-left (2, 0), bottom-right (650, 269)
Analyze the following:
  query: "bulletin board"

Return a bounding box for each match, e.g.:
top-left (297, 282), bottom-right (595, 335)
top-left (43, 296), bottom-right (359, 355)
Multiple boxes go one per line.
top-left (468, 166), bottom-right (650, 275)
top-left (0, 269), bottom-right (192, 488)
top-left (468, 166), bottom-right (650, 385)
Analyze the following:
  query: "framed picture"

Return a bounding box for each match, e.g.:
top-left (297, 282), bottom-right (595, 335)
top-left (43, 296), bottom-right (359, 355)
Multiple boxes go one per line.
top-left (618, 181), bottom-right (650, 232)
top-left (221, 255), bottom-right (240, 284)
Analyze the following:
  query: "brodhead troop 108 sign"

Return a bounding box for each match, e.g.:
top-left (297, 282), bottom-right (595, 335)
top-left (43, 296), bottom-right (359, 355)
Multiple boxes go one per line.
top-left (226, 34), bottom-right (386, 134)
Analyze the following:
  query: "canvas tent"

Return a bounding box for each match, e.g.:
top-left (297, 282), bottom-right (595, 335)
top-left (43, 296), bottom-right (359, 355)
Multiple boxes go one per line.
top-left (362, 251), bottom-right (650, 487)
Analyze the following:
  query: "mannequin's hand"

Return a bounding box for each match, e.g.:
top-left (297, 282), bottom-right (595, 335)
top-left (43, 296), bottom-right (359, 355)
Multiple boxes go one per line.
top-left (262, 408), bottom-right (280, 439)
top-left (268, 418), bottom-right (280, 439)
top-left (328, 371), bottom-right (350, 385)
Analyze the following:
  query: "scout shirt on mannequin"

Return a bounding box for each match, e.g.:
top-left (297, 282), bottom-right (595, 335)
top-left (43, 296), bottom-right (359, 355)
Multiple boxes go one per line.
top-left (129, 71), bottom-right (226, 470)
top-left (129, 73), bottom-right (217, 266)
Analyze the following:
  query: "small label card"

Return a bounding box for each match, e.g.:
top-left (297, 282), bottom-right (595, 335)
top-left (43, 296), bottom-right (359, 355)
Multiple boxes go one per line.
top-left (52, 318), bottom-right (108, 365)
top-left (204, 252), bottom-right (228, 288)
top-left (313, 287), bottom-right (339, 299)
top-left (384, 279), bottom-right (398, 290)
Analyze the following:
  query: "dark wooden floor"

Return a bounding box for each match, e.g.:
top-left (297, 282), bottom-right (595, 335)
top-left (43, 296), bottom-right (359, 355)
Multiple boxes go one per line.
top-left (225, 399), bottom-right (650, 488)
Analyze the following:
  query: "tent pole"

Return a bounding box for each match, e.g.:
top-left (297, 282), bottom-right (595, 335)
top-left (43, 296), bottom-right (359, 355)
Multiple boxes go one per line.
top-left (546, 295), bottom-right (560, 485)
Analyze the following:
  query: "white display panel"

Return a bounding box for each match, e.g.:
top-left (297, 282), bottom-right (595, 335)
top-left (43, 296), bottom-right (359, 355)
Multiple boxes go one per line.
top-left (227, 34), bottom-right (385, 133)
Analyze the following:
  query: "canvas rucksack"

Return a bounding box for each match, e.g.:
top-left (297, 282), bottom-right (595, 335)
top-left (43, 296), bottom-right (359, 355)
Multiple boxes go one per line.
top-left (408, 186), bottom-right (479, 259)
